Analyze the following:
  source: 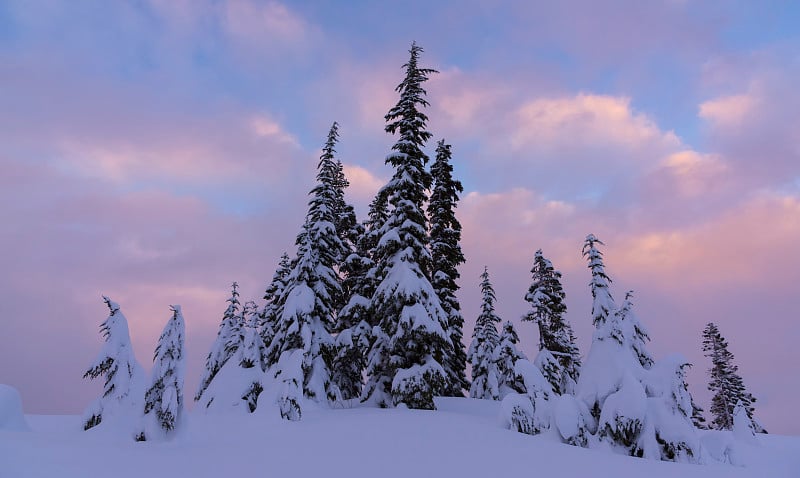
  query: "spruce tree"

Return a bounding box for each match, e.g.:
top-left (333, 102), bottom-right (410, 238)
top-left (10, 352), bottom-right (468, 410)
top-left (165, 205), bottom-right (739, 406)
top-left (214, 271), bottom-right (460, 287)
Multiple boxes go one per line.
top-left (428, 139), bottom-right (468, 397)
top-left (523, 249), bottom-right (581, 394)
top-left (467, 267), bottom-right (501, 400)
top-left (496, 321), bottom-right (528, 396)
top-left (363, 42), bottom-right (450, 410)
top-left (702, 322), bottom-right (757, 430)
top-left (138, 305), bottom-right (186, 441)
top-left (82, 296), bottom-right (146, 430)
top-left (196, 282), bottom-right (241, 402)
top-left (260, 253), bottom-right (291, 367)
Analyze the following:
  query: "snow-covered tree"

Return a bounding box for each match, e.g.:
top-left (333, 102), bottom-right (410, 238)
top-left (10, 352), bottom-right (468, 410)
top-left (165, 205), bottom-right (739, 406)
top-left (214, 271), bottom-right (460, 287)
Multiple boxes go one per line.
top-left (260, 254), bottom-right (291, 366)
top-left (523, 249), bottom-right (581, 394)
top-left (582, 234), bottom-right (615, 326)
top-left (702, 322), bottom-right (758, 431)
top-left (137, 305), bottom-right (186, 441)
top-left (467, 267), bottom-right (501, 400)
top-left (496, 321), bottom-right (528, 397)
top-left (82, 296), bottom-right (145, 431)
top-left (638, 355), bottom-right (702, 462)
top-left (196, 282), bottom-right (241, 402)
top-left (691, 400), bottom-right (709, 430)
top-left (363, 42), bottom-right (449, 410)
top-left (197, 301), bottom-right (265, 413)
top-left (614, 291), bottom-right (654, 370)
top-left (267, 123), bottom-right (355, 406)
top-left (428, 139), bottom-right (468, 397)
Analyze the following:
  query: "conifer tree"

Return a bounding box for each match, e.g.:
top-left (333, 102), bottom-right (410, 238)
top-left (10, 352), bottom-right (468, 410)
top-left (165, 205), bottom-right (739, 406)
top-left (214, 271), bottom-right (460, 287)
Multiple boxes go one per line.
top-left (363, 42), bottom-right (449, 410)
top-left (82, 296), bottom-right (146, 430)
top-left (582, 234), bottom-right (615, 326)
top-left (702, 322), bottom-right (757, 430)
top-left (614, 291), bottom-right (654, 370)
top-left (137, 305), bottom-right (186, 441)
top-left (197, 301), bottom-right (265, 413)
top-left (523, 249), bottom-right (581, 394)
top-left (428, 139), bottom-right (468, 397)
top-left (267, 124), bottom-right (350, 405)
top-left (260, 253), bottom-right (291, 366)
top-left (196, 283), bottom-right (241, 402)
top-left (496, 321), bottom-right (528, 396)
top-left (332, 189), bottom-right (387, 400)
top-left (467, 267), bottom-right (501, 400)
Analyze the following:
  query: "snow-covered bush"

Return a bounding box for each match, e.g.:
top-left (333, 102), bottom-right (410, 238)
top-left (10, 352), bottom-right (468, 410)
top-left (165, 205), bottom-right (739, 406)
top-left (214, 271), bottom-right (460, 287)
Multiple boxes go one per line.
top-left (0, 384), bottom-right (29, 431)
top-left (553, 394), bottom-right (591, 447)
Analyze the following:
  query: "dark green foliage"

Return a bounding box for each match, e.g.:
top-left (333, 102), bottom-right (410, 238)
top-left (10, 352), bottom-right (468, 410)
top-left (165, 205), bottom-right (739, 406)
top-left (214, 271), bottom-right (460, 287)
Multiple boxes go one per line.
top-left (523, 249), bottom-right (581, 394)
top-left (702, 322), bottom-right (757, 430)
top-left (428, 139), bottom-right (468, 396)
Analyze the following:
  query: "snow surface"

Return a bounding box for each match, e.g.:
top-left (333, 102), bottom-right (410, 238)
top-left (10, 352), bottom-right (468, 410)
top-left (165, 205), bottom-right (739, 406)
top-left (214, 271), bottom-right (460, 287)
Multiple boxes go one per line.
top-left (2, 398), bottom-right (799, 478)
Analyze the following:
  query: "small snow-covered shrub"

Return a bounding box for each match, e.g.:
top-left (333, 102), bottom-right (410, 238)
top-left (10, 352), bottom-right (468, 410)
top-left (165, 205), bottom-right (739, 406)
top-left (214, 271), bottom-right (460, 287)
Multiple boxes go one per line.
top-left (553, 394), bottom-right (590, 447)
top-left (0, 384), bottom-right (28, 431)
top-left (391, 361), bottom-right (446, 410)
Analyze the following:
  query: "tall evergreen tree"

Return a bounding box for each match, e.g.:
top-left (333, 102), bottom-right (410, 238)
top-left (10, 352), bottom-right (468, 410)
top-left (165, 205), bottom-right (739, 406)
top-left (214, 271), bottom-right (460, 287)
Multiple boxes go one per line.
top-left (82, 297), bottom-right (146, 430)
top-left (138, 305), bottom-right (186, 441)
top-left (582, 234), bottom-right (615, 327)
top-left (702, 322), bottom-right (757, 430)
top-left (269, 124), bottom-right (351, 404)
top-left (363, 42), bottom-right (450, 410)
top-left (428, 139), bottom-right (468, 397)
top-left (523, 249), bottom-right (581, 394)
top-left (467, 267), bottom-right (502, 400)
top-left (260, 253), bottom-right (292, 367)
top-left (196, 283), bottom-right (241, 402)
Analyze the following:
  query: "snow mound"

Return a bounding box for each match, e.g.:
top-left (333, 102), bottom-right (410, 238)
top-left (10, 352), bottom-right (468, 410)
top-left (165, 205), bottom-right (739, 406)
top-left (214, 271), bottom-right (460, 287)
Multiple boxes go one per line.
top-left (0, 384), bottom-right (29, 431)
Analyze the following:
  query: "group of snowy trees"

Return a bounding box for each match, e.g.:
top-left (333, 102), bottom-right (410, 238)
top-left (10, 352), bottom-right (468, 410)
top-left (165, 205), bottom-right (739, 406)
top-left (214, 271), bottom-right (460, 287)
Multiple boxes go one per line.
top-left (82, 297), bottom-right (185, 441)
top-left (467, 234), bottom-right (763, 463)
top-left (193, 42), bottom-right (467, 417)
top-left (80, 42), bottom-right (765, 460)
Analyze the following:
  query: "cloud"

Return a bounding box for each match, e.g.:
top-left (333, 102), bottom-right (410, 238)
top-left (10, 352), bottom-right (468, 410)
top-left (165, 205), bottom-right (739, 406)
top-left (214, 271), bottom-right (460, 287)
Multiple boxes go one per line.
top-left (699, 93), bottom-right (757, 129)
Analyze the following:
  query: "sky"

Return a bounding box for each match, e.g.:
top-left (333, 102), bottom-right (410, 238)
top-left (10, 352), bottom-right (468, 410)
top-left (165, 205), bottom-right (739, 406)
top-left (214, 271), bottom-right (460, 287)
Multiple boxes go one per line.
top-left (1, 0), bottom-right (798, 433)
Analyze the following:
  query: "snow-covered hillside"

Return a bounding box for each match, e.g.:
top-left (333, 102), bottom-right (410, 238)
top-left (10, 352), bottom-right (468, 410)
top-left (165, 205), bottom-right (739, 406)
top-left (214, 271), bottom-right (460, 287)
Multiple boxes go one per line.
top-left (2, 398), bottom-right (798, 478)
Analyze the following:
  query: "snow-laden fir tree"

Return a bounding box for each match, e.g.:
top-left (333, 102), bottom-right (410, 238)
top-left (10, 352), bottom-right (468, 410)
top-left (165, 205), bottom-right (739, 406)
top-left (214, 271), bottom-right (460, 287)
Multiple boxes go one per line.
top-left (496, 321), bottom-right (528, 397)
top-left (137, 305), bottom-right (186, 441)
top-left (615, 291), bottom-right (654, 370)
top-left (196, 282), bottom-right (241, 402)
top-left (582, 234), bottom-right (615, 326)
top-left (267, 123), bottom-right (353, 406)
top-left (82, 296), bottom-right (146, 431)
top-left (523, 249), bottom-right (581, 395)
top-left (363, 42), bottom-right (450, 410)
top-left (260, 254), bottom-right (291, 367)
top-left (268, 222), bottom-right (341, 404)
top-left (332, 186), bottom-right (389, 400)
top-left (702, 322), bottom-right (758, 431)
top-left (467, 267), bottom-right (502, 400)
top-left (428, 139), bottom-right (468, 397)
top-left (332, 222), bottom-right (372, 401)
top-left (197, 301), bottom-right (265, 413)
